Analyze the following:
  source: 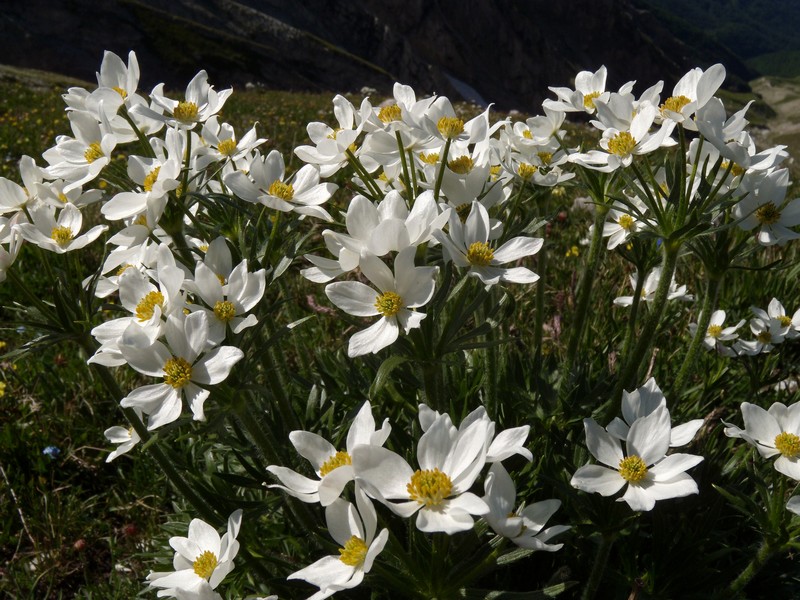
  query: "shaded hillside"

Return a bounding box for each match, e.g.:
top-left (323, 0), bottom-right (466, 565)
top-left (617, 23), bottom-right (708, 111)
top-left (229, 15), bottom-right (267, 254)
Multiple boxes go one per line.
top-left (0, 0), bottom-right (757, 111)
top-left (644, 0), bottom-right (800, 78)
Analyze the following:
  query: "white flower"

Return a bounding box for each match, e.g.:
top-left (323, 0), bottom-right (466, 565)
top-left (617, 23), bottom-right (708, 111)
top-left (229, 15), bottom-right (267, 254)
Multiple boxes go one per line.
top-left (613, 266), bottom-right (693, 307)
top-left (482, 463), bottom-right (569, 551)
top-left (103, 409), bottom-right (142, 463)
top-left (119, 312), bottom-right (244, 429)
top-left (723, 402), bottom-right (800, 480)
top-left (139, 70), bottom-right (232, 128)
top-left (147, 510), bottom-right (242, 596)
top-left (288, 486), bottom-right (388, 600)
top-left (605, 378), bottom-right (703, 448)
top-left (434, 201), bottom-right (542, 286)
top-left (303, 190), bottom-right (448, 283)
top-left (571, 406), bottom-right (704, 511)
top-left (602, 198), bottom-right (647, 250)
top-left (191, 260), bottom-right (266, 345)
top-left (688, 309), bottom-right (744, 358)
top-left (325, 247), bottom-right (437, 357)
top-left (267, 401), bottom-right (391, 506)
top-left (352, 412), bottom-right (491, 534)
top-left (418, 403), bottom-right (532, 463)
top-left (658, 64), bottom-right (726, 130)
top-left (225, 150), bottom-right (337, 221)
top-left (734, 169), bottom-right (800, 246)
top-left (570, 104), bottom-right (675, 172)
top-left (15, 203), bottom-right (106, 254)
top-left (543, 66), bottom-right (634, 115)
top-left (788, 496), bottom-right (800, 516)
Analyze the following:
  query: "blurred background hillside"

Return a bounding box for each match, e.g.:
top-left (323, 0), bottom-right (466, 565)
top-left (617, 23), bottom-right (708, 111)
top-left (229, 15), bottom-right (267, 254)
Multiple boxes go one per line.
top-left (1, 0), bottom-right (798, 110)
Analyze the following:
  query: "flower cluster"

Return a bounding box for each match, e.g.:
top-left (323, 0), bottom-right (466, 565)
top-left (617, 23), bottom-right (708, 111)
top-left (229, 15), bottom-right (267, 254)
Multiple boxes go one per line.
top-left (269, 402), bottom-right (566, 598)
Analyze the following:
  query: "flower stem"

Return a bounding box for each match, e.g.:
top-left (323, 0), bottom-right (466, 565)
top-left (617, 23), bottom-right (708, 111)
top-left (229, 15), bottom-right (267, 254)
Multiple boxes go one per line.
top-left (565, 205), bottom-right (609, 376)
top-left (533, 236), bottom-right (547, 370)
top-left (612, 243), bottom-right (680, 401)
top-left (582, 533), bottom-right (615, 600)
top-left (673, 273), bottom-right (722, 393)
top-left (433, 138), bottom-right (453, 202)
top-left (723, 540), bottom-right (776, 599)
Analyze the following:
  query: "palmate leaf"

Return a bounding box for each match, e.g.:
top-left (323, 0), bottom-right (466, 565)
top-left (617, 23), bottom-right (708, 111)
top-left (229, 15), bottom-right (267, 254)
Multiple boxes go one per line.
top-left (458, 581), bottom-right (577, 599)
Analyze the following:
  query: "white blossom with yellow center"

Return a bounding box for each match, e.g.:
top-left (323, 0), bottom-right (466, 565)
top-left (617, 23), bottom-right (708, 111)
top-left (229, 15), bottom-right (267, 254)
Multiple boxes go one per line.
top-left (352, 412), bottom-right (492, 533)
top-left (267, 401), bottom-right (391, 506)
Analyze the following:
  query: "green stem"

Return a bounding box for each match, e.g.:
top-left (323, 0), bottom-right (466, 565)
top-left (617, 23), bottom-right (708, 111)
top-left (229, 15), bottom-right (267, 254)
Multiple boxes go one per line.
top-left (673, 273), bottom-right (722, 393)
top-left (433, 138), bottom-right (453, 202)
top-left (565, 205), bottom-right (610, 374)
top-left (621, 267), bottom-right (647, 360)
top-left (723, 540), bottom-right (776, 599)
top-left (582, 534), bottom-right (615, 600)
top-left (612, 243), bottom-right (680, 401)
top-left (396, 131), bottom-right (415, 201)
top-left (533, 236), bottom-right (547, 370)
top-left (345, 149), bottom-right (382, 199)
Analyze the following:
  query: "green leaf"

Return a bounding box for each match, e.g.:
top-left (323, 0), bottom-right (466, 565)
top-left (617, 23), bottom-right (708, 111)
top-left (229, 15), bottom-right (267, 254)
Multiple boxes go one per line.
top-left (369, 355), bottom-right (409, 399)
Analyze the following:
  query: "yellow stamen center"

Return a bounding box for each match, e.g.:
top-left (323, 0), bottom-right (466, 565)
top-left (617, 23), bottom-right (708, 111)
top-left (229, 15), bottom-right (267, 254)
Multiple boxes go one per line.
top-left (378, 104), bottom-right (402, 123)
top-left (661, 95), bottom-right (692, 115)
top-left (217, 138), bottom-right (237, 156)
top-left (213, 300), bottom-right (236, 323)
top-left (113, 86), bottom-right (128, 99)
top-left (163, 357), bottom-right (193, 388)
top-left (135, 291), bottom-right (165, 322)
top-left (319, 450), bottom-right (352, 477)
top-left (116, 263), bottom-right (135, 277)
top-left (50, 226), bottom-right (74, 246)
top-left (522, 130), bottom-right (533, 140)
top-left (583, 91), bottom-right (601, 110)
top-left (448, 156), bottom-right (474, 174)
top-left (57, 193), bottom-right (68, 203)
top-left (707, 324), bottom-right (723, 338)
top-left (327, 128), bottom-right (342, 140)
top-left (466, 241), bottom-right (494, 266)
top-left (134, 214), bottom-right (148, 227)
top-left (437, 116), bottom-right (464, 139)
top-left (338, 536), bottom-right (368, 567)
top-left (757, 331), bottom-right (772, 344)
top-left (456, 203), bottom-right (471, 222)
top-left (143, 167), bottom-right (160, 192)
top-left (607, 131), bottom-right (637, 157)
top-left (618, 214), bottom-right (635, 231)
top-left (517, 163), bottom-right (537, 180)
top-left (490, 165), bottom-right (502, 179)
top-left (775, 432), bottom-right (800, 458)
top-left (779, 315), bottom-right (792, 327)
top-left (407, 468), bottom-right (453, 507)
top-left (755, 202), bottom-right (781, 226)
top-left (173, 101), bottom-right (199, 123)
top-left (268, 180), bottom-right (294, 201)
top-left (419, 152), bottom-right (439, 165)
top-left (84, 142), bottom-right (103, 163)
top-left (618, 455), bottom-right (648, 483)
top-left (537, 151), bottom-right (553, 165)
top-left (374, 291), bottom-right (403, 317)
top-left (192, 550), bottom-right (218, 579)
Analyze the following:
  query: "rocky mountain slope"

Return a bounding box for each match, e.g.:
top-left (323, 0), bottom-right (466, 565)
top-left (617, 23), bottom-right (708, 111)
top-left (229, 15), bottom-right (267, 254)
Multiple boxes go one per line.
top-left (1, 0), bottom-right (755, 111)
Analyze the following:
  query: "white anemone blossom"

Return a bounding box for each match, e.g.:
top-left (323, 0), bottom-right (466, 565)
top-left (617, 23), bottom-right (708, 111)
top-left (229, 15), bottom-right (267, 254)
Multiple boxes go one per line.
top-left (266, 401), bottom-right (391, 506)
top-left (225, 149), bottom-right (337, 222)
top-left (119, 312), bottom-right (244, 429)
top-left (288, 486), bottom-right (389, 600)
top-left (147, 510), bottom-right (242, 597)
top-left (325, 247), bottom-right (437, 357)
top-left (571, 406), bottom-right (704, 511)
top-left (352, 412), bottom-right (491, 534)
top-left (482, 463), bottom-right (569, 551)
top-left (723, 401), bottom-right (800, 481)
top-left (434, 201), bottom-right (542, 286)
top-left (605, 378), bottom-right (704, 448)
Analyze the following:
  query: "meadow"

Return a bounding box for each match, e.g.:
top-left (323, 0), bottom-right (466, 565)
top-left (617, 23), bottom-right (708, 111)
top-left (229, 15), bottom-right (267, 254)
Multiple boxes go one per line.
top-left (1, 57), bottom-right (799, 600)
